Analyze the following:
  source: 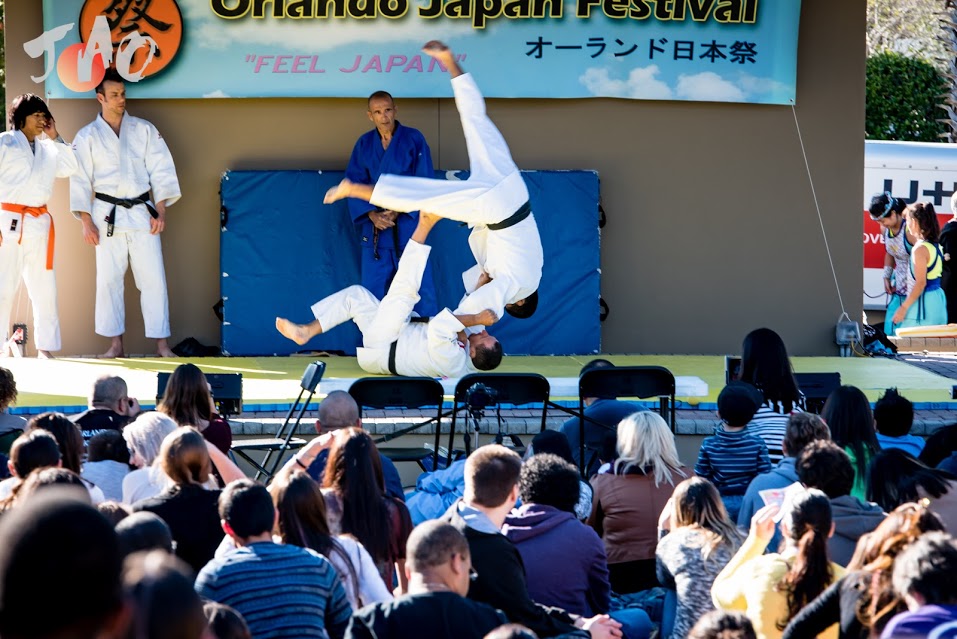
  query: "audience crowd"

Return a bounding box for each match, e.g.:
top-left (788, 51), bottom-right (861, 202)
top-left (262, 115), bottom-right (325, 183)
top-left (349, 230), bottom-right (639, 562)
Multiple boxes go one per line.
top-left (1, 331), bottom-right (957, 639)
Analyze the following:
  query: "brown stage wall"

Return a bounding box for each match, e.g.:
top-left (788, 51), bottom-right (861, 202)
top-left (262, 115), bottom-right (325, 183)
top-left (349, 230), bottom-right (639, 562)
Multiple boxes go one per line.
top-left (5, 0), bottom-right (864, 357)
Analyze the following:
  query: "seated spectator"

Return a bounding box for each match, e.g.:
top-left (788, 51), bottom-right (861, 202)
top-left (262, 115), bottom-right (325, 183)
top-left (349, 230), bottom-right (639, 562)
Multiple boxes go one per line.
top-left (122, 412), bottom-right (179, 503)
top-left (0, 488), bottom-right (129, 639)
top-left (796, 440), bottom-right (886, 566)
top-left (657, 477), bottom-right (744, 639)
top-left (284, 391), bottom-right (404, 501)
top-left (822, 386), bottom-right (881, 502)
top-left (695, 382), bottom-right (771, 520)
top-left (0, 366), bottom-right (26, 438)
top-left (738, 413), bottom-right (831, 550)
top-left (158, 363), bottom-right (232, 454)
top-left (882, 532), bottom-right (957, 639)
top-left (17, 467), bottom-right (89, 504)
top-left (783, 502), bottom-right (945, 639)
top-left (874, 388), bottom-right (924, 457)
top-left (70, 375), bottom-right (140, 442)
top-left (688, 611), bottom-right (757, 639)
top-left (195, 479), bottom-right (353, 639)
top-left (0, 428), bottom-right (60, 503)
top-left (347, 521), bottom-right (508, 639)
top-left (444, 444), bottom-right (620, 639)
top-left (133, 427), bottom-right (245, 573)
top-left (738, 328), bottom-right (806, 465)
top-left (116, 511), bottom-right (176, 558)
top-left (484, 626), bottom-right (539, 639)
top-left (505, 453), bottom-right (652, 639)
top-left (559, 359), bottom-right (643, 475)
top-left (123, 550), bottom-right (208, 639)
top-left (922, 423), bottom-right (957, 471)
top-left (867, 449), bottom-right (957, 534)
top-left (712, 490), bottom-right (845, 639)
top-left (589, 411), bottom-right (687, 594)
top-left (312, 428), bottom-right (413, 592)
top-left (27, 412), bottom-right (105, 503)
top-left (269, 469), bottom-right (392, 609)
top-left (523, 430), bottom-right (593, 520)
top-left (204, 602), bottom-right (252, 639)
top-left (97, 500), bottom-right (132, 526)
top-left (82, 430), bottom-right (131, 502)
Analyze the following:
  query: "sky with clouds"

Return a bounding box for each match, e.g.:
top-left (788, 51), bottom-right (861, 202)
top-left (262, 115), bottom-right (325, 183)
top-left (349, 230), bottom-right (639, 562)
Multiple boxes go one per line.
top-left (41, 0), bottom-right (801, 103)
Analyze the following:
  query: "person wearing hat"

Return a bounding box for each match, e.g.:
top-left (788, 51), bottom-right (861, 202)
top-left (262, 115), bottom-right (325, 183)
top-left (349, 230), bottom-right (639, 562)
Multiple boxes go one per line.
top-left (694, 382), bottom-right (771, 520)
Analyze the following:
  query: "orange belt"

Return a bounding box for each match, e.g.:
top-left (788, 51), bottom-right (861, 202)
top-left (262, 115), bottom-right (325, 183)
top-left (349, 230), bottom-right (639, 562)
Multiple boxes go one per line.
top-left (1, 203), bottom-right (54, 270)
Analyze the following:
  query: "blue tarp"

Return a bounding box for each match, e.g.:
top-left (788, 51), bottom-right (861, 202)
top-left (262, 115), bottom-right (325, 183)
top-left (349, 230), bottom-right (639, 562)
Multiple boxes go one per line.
top-left (220, 169), bottom-right (600, 356)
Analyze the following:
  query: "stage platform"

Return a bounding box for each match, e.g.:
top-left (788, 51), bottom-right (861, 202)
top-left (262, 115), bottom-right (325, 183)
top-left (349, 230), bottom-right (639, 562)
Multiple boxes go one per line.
top-left (2, 354), bottom-right (956, 415)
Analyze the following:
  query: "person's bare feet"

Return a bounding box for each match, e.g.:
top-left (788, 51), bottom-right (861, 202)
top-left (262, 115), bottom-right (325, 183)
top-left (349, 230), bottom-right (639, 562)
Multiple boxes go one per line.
top-left (324, 179), bottom-right (354, 204)
top-left (37, 350), bottom-right (55, 359)
top-left (276, 317), bottom-right (321, 345)
top-left (99, 336), bottom-right (125, 359)
top-left (157, 339), bottom-right (176, 358)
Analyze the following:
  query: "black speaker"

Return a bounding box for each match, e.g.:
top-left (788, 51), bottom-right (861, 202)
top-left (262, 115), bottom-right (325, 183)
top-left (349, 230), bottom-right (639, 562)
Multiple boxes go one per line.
top-left (156, 372), bottom-right (243, 417)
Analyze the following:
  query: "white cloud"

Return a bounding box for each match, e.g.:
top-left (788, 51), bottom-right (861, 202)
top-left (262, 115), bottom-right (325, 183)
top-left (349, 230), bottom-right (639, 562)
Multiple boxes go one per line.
top-left (579, 66), bottom-right (673, 100)
top-left (736, 73), bottom-right (791, 98)
top-left (675, 71), bottom-right (745, 102)
top-left (203, 89), bottom-right (230, 98)
top-left (182, 1), bottom-right (475, 52)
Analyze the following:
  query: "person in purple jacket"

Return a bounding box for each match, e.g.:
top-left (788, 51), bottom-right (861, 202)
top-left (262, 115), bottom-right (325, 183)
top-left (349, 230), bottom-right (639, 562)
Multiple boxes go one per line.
top-left (882, 531), bottom-right (957, 639)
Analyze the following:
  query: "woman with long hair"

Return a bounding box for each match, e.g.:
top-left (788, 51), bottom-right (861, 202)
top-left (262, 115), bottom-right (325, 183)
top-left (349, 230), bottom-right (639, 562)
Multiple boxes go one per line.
top-left (889, 202), bottom-right (948, 334)
top-left (588, 411), bottom-right (687, 594)
top-left (867, 193), bottom-right (916, 336)
top-left (158, 363), bottom-right (231, 454)
top-left (866, 448), bottom-right (957, 533)
top-left (738, 328), bottom-right (804, 465)
top-left (26, 412), bottom-right (105, 502)
top-left (821, 386), bottom-right (880, 502)
top-left (133, 426), bottom-right (245, 573)
top-left (270, 469), bottom-right (392, 608)
top-left (122, 412), bottom-right (180, 503)
top-left (321, 427), bottom-right (413, 592)
top-left (657, 477), bottom-right (744, 639)
top-left (782, 502), bottom-right (945, 639)
top-left (712, 489), bottom-right (844, 639)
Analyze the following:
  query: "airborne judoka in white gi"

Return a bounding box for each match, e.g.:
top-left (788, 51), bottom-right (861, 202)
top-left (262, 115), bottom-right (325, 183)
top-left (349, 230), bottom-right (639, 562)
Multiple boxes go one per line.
top-left (275, 212), bottom-right (502, 376)
top-left (0, 94), bottom-right (77, 358)
top-left (325, 41), bottom-right (544, 324)
top-left (71, 68), bottom-right (181, 358)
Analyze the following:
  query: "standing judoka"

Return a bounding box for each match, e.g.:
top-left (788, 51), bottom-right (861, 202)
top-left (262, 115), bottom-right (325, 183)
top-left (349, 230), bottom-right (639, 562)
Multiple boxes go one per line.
top-left (346, 91), bottom-right (438, 317)
top-left (0, 94), bottom-right (77, 359)
top-left (71, 68), bottom-right (181, 358)
top-left (325, 41), bottom-right (543, 323)
top-left (275, 213), bottom-right (502, 377)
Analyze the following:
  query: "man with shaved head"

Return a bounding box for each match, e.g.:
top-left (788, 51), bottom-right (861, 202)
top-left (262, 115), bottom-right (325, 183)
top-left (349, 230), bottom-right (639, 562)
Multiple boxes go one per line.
top-left (281, 390), bottom-right (404, 500)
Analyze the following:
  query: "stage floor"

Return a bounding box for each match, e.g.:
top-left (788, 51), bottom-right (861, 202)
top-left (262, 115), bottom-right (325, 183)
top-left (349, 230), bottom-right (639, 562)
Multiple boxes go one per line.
top-left (2, 354), bottom-right (956, 414)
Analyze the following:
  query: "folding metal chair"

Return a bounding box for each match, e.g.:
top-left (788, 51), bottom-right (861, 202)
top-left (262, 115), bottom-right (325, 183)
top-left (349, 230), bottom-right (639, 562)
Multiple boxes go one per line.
top-left (348, 377), bottom-right (446, 471)
top-left (448, 373), bottom-right (550, 464)
top-left (231, 361), bottom-right (325, 482)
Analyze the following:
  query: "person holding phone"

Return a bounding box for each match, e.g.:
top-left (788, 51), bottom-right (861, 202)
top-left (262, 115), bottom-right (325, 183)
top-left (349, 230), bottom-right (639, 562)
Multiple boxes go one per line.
top-left (70, 374), bottom-right (141, 442)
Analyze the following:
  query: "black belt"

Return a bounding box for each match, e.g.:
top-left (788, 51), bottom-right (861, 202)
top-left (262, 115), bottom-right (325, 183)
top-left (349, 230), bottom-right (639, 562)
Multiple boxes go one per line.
top-left (95, 191), bottom-right (157, 237)
top-left (488, 201), bottom-right (531, 231)
top-left (388, 341), bottom-right (399, 375)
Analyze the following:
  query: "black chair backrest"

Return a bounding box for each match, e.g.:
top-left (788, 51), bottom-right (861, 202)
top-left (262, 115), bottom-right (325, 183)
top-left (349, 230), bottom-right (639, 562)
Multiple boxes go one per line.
top-left (349, 377), bottom-right (444, 411)
top-left (299, 361), bottom-right (326, 393)
top-left (794, 372), bottom-right (841, 414)
top-left (156, 371), bottom-right (243, 416)
top-left (579, 366), bottom-right (675, 400)
top-left (454, 373), bottom-right (550, 406)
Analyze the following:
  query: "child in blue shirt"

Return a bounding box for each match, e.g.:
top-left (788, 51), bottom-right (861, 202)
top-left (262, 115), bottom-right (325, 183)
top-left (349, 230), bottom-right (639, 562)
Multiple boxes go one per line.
top-left (874, 387), bottom-right (925, 457)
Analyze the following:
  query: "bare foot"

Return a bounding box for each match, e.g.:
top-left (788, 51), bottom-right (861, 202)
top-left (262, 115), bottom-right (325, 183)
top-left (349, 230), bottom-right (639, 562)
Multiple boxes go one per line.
top-left (324, 179), bottom-right (354, 204)
top-left (37, 350), bottom-right (56, 359)
top-left (98, 346), bottom-right (125, 359)
top-left (276, 317), bottom-right (321, 345)
top-left (157, 346), bottom-right (177, 357)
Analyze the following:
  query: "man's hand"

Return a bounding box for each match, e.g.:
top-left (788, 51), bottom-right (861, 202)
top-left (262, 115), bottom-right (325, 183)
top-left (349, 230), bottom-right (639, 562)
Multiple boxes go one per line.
top-left (582, 615), bottom-right (623, 639)
top-left (79, 212), bottom-right (100, 246)
top-left (127, 397), bottom-right (142, 416)
top-left (370, 209), bottom-right (397, 230)
top-left (150, 200), bottom-right (167, 235)
top-left (475, 270), bottom-right (492, 289)
top-left (474, 309), bottom-right (498, 326)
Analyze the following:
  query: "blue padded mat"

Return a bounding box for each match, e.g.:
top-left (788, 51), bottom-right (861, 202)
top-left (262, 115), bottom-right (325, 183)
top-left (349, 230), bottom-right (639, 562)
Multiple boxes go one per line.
top-left (220, 169), bottom-right (600, 356)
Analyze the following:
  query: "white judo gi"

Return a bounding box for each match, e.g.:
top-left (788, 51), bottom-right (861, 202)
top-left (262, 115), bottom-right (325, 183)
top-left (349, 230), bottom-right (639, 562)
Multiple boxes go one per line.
top-left (70, 114), bottom-right (181, 339)
top-left (311, 240), bottom-right (476, 378)
top-left (0, 131), bottom-right (77, 352)
top-left (368, 73), bottom-right (544, 320)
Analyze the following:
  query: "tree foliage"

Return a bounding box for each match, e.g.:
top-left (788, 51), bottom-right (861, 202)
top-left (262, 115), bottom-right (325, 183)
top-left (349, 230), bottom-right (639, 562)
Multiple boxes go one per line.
top-left (868, 0), bottom-right (946, 71)
top-left (866, 51), bottom-right (948, 141)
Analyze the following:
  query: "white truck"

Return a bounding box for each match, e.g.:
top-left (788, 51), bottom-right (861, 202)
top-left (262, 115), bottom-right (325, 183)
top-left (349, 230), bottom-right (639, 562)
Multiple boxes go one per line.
top-left (863, 140), bottom-right (957, 310)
